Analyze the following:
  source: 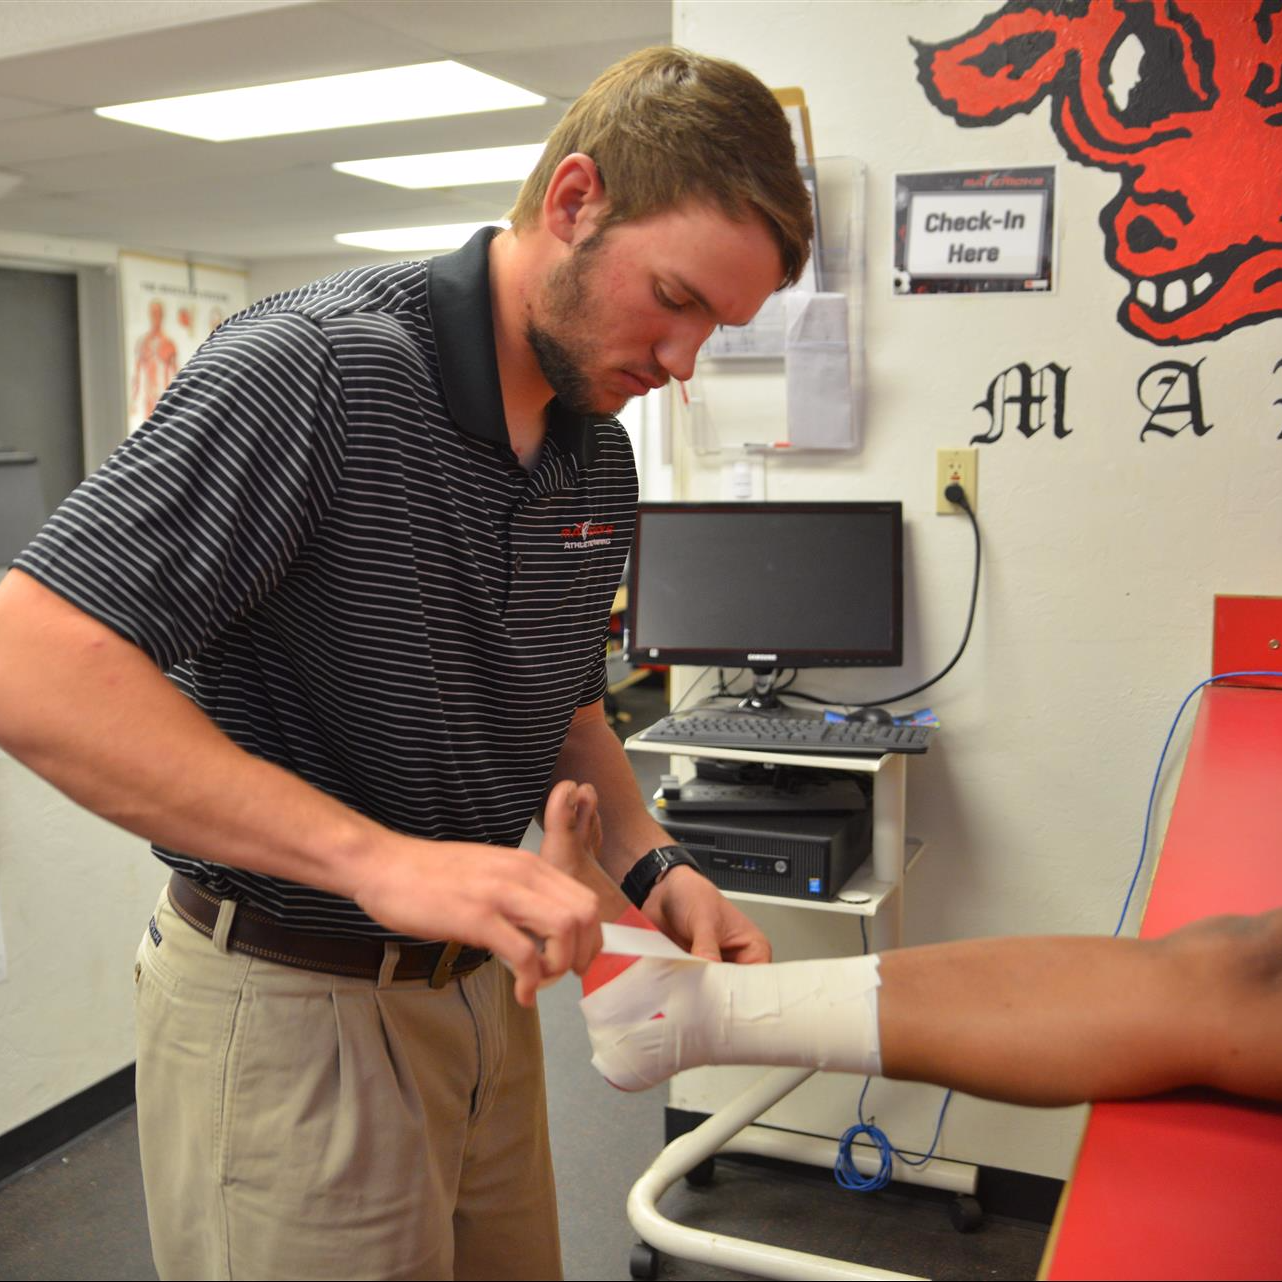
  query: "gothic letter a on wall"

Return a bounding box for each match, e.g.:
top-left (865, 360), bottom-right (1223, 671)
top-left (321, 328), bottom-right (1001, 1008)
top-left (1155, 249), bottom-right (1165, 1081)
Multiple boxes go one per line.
top-left (1137, 359), bottom-right (1212, 440)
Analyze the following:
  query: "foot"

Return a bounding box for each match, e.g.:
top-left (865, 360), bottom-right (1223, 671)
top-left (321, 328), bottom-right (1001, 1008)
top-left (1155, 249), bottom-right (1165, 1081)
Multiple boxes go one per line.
top-left (580, 951), bottom-right (884, 1092)
top-left (539, 779), bottom-right (603, 881)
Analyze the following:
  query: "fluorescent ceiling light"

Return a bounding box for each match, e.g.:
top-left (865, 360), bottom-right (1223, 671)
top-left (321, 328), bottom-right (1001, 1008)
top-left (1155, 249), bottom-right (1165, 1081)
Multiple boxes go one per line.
top-left (333, 143), bottom-right (545, 190)
top-left (335, 221), bottom-right (510, 252)
top-left (95, 62), bottom-right (545, 142)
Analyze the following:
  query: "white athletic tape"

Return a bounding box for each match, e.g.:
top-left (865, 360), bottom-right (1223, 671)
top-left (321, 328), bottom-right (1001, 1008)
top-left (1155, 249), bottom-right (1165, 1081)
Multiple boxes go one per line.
top-left (600, 923), bottom-right (708, 962)
top-left (581, 952), bottom-right (883, 1092)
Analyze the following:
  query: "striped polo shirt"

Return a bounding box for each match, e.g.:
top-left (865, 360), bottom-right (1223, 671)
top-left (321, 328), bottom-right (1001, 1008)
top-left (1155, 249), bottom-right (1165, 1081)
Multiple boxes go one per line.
top-left (15, 227), bottom-right (638, 938)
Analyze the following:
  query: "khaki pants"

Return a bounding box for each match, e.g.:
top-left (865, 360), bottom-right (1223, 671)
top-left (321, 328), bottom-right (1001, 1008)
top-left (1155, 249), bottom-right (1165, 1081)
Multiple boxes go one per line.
top-left (133, 887), bottom-right (562, 1281)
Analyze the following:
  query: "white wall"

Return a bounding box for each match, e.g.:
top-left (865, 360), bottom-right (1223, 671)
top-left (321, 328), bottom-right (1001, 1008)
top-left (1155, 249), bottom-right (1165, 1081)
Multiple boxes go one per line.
top-left (247, 250), bottom-right (400, 304)
top-left (674, 0), bottom-right (1282, 1177)
top-left (0, 753), bottom-right (160, 1132)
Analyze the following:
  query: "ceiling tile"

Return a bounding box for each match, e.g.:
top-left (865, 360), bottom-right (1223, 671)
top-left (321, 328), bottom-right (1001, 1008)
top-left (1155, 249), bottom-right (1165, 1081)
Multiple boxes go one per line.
top-left (0, 109), bottom-right (192, 165)
top-left (468, 36), bottom-right (671, 101)
top-left (0, 5), bottom-right (449, 107)
top-left (338, 0), bottom-right (670, 56)
top-left (0, 94), bottom-right (57, 124)
top-left (0, 0), bottom-right (314, 60)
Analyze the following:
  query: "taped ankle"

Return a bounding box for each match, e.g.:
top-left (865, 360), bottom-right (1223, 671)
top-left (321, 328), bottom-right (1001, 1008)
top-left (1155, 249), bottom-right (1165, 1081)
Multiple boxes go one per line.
top-left (580, 953), bottom-right (882, 1092)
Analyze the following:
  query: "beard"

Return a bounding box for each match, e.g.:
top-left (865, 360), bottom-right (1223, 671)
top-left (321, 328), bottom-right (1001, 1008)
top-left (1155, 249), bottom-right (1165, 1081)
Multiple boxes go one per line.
top-left (525, 323), bottom-right (600, 416)
top-left (525, 230), bottom-right (617, 417)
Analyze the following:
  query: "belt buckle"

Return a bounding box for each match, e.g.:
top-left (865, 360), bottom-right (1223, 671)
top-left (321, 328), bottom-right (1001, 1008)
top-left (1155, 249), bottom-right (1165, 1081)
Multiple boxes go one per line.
top-left (429, 940), bottom-right (464, 988)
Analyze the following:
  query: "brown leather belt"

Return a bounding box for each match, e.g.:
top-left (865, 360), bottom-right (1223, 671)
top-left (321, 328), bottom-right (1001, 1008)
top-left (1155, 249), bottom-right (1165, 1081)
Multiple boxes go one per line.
top-left (166, 872), bottom-right (490, 985)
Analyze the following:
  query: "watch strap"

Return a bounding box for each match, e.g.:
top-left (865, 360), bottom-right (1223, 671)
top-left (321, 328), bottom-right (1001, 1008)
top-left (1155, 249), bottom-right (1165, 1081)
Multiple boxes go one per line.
top-left (621, 845), bottom-right (703, 909)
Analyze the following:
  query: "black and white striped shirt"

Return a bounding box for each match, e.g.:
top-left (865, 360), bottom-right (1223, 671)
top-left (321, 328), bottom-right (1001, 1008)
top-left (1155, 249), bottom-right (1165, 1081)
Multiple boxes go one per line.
top-left (15, 228), bottom-right (638, 938)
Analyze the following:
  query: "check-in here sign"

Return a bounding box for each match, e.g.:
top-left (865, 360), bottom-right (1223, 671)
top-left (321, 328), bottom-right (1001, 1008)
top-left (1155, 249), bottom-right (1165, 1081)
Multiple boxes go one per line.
top-left (904, 191), bottom-right (1047, 277)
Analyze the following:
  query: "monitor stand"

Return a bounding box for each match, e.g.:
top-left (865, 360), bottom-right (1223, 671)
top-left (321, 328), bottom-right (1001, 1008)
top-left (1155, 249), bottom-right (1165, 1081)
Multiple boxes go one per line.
top-left (737, 666), bottom-right (786, 712)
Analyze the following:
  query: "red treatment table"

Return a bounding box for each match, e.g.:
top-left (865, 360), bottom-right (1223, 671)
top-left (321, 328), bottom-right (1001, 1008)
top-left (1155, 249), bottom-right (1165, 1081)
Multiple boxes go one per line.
top-left (1041, 681), bottom-right (1282, 1280)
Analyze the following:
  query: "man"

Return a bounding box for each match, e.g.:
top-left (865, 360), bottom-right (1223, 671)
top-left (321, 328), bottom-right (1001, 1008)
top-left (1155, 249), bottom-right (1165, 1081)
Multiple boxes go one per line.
top-left (0, 47), bottom-right (813, 1281)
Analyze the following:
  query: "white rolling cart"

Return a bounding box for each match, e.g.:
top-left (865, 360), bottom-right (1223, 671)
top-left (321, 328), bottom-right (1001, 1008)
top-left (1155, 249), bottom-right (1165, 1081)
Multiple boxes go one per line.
top-left (620, 734), bottom-right (978, 1281)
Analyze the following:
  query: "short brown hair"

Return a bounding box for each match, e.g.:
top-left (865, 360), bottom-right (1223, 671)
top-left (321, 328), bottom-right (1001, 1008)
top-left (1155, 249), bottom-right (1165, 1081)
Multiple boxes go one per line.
top-left (508, 47), bottom-right (813, 288)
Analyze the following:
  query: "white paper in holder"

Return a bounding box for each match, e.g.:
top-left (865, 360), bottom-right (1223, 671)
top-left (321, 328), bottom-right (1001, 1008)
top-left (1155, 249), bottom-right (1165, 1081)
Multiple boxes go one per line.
top-left (784, 291), bottom-right (857, 450)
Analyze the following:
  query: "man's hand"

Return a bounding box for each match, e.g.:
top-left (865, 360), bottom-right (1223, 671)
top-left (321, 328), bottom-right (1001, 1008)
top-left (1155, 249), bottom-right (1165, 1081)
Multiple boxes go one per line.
top-left (643, 866), bottom-right (772, 964)
top-left (351, 831), bottom-right (603, 1008)
top-left (535, 776), bottom-right (770, 963)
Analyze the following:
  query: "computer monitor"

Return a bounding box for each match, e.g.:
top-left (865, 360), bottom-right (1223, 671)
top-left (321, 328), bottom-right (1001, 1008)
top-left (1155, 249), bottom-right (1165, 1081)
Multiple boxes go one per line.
top-left (625, 501), bottom-right (902, 705)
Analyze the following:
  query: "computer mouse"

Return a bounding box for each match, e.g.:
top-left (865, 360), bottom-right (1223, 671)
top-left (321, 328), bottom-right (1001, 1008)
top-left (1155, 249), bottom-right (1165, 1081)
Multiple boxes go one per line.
top-left (851, 705), bottom-right (894, 726)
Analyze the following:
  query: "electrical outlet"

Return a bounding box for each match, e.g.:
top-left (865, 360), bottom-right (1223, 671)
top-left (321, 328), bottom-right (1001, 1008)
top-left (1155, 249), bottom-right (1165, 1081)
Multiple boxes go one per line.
top-left (936, 447), bottom-right (978, 515)
top-left (721, 455), bottom-right (765, 500)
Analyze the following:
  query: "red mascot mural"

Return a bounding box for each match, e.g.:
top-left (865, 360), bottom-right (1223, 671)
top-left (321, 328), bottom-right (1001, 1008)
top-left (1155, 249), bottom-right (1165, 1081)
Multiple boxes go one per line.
top-left (915, 0), bottom-right (1282, 345)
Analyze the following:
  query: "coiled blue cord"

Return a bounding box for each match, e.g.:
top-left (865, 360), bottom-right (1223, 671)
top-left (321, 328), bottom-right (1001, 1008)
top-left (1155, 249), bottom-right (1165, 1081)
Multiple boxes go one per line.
top-left (836, 668), bottom-right (1279, 1192)
top-left (836, 1080), bottom-right (954, 1191)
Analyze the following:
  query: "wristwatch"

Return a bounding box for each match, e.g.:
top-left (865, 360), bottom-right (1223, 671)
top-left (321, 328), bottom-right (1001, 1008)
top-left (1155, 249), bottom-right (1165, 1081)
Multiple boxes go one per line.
top-left (621, 845), bottom-right (704, 909)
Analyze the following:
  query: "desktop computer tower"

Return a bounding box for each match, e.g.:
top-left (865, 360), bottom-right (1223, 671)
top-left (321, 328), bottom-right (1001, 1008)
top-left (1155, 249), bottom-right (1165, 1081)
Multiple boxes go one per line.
top-left (647, 801), bottom-right (870, 902)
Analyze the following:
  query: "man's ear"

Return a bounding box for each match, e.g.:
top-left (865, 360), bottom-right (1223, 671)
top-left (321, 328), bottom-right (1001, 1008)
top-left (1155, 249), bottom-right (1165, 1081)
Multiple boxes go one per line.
top-left (542, 153), bottom-right (607, 247)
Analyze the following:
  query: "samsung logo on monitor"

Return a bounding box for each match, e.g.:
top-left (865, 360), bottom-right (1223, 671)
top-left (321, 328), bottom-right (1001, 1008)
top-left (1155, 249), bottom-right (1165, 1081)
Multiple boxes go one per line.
top-left (746, 652), bottom-right (778, 662)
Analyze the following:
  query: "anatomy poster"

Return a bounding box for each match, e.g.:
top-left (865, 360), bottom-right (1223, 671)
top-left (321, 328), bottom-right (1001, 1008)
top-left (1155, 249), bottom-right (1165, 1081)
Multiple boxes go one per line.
top-left (119, 252), bottom-right (247, 432)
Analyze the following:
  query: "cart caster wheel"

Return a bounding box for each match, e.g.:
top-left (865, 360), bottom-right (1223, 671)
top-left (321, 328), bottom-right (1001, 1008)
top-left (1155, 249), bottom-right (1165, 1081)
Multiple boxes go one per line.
top-left (949, 1194), bottom-right (984, 1233)
top-left (684, 1156), bottom-right (716, 1188)
top-left (629, 1240), bottom-right (660, 1279)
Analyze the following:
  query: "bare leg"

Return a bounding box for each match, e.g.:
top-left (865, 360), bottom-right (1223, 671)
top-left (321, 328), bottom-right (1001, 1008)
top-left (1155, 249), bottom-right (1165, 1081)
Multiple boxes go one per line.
top-left (879, 911), bottom-right (1282, 1104)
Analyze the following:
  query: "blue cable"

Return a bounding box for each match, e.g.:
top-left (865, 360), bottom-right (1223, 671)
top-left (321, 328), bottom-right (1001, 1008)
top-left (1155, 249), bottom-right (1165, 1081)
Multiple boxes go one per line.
top-left (1113, 669), bottom-right (1279, 937)
top-left (837, 667), bottom-right (1279, 1193)
top-left (836, 1081), bottom-right (954, 1191)
top-left (838, 912), bottom-right (953, 1190)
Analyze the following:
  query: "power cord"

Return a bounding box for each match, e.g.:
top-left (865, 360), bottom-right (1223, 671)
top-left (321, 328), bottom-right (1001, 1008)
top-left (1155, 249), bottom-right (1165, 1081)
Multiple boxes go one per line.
top-left (790, 483), bottom-right (981, 714)
top-left (850, 481), bottom-right (979, 709)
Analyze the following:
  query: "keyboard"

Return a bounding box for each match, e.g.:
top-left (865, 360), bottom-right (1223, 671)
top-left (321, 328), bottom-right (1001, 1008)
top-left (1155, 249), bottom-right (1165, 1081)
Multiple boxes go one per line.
top-left (636, 711), bottom-right (931, 756)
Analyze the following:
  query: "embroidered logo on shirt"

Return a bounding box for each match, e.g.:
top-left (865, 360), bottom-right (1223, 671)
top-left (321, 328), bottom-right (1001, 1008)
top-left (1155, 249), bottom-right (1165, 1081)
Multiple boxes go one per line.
top-left (561, 517), bottom-right (615, 550)
top-left (148, 916), bottom-right (163, 947)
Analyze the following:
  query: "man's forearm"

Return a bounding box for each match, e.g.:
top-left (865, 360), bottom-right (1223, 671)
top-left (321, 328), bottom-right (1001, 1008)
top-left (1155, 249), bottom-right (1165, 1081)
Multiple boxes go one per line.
top-left (0, 569), bottom-right (379, 896)
top-left (0, 570), bottom-right (605, 998)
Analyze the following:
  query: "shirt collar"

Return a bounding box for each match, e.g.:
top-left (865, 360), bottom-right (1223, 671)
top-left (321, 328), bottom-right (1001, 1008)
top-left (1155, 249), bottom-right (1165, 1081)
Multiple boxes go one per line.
top-left (426, 226), bottom-right (598, 468)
